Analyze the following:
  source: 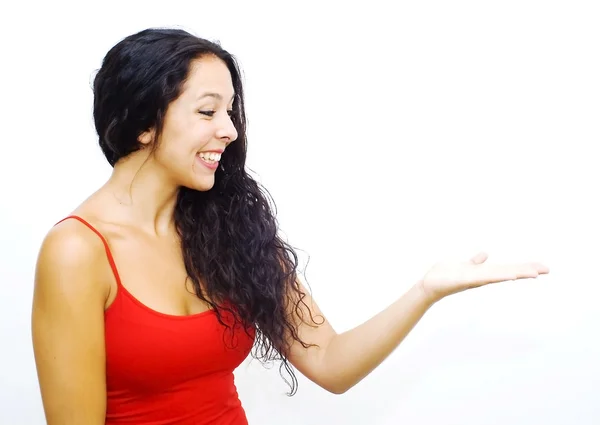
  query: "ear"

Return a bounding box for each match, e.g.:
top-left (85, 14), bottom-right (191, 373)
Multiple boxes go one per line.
top-left (138, 128), bottom-right (155, 145)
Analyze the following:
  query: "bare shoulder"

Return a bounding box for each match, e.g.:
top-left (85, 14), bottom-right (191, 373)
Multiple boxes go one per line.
top-left (32, 217), bottom-right (110, 423)
top-left (35, 217), bottom-right (111, 302)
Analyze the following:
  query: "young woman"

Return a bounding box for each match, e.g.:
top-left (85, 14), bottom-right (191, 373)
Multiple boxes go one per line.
top-left (31, 27), bottom-right (549, 425)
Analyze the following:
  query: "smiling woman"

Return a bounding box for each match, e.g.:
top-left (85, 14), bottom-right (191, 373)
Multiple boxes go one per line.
top-left (30, 27), bottom-right (549, 425)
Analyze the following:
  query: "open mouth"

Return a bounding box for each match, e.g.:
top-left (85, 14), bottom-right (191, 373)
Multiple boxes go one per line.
top-left (198, 152), bottom-right (221, 163)
top-left (197, 151), bottom-right (221, 169)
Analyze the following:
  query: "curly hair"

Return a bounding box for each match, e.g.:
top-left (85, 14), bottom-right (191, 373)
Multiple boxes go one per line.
top-left (92, 27), bottom-right (316, 395)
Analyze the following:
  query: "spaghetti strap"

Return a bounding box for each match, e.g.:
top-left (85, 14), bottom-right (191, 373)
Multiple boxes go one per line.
top-left (55, 215), bottom-right (122, 286)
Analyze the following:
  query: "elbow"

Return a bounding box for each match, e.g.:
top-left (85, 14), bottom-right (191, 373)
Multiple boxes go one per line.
top-left (320, 380), bottom-right (352, 395)
top-left (327, 386), bottom-right (349, 395)
top-left (312, 365), bottom-right (357, 395)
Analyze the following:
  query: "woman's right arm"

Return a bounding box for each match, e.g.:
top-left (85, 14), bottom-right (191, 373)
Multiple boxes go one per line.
top-left (32, 221), bottom-right (110, 424)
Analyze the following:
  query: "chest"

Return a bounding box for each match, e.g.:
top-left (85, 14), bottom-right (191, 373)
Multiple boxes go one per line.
top-left (104, 300), bottom-right (255, 392)
top-left (107, 231), bottom-right (212, 316)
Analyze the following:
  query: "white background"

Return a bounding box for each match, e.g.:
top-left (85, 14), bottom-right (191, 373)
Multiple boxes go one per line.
top-left (1, 1), bottom-right (599, 424)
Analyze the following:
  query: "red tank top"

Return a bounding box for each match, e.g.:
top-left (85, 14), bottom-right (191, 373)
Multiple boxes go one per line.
top-left (57, 216), bottom-right (256, 425)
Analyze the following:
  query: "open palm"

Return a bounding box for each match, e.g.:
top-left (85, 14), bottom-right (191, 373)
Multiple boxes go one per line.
top-left (420, 252), bottom-right (549, 303)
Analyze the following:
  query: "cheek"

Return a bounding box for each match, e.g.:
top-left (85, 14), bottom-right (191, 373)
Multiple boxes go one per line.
top-left (153, 142), bottom-right (183, 171)
top-left (194, 122), bottom-right (215, 147)
top-left (157, 115), bottom-right (215, 164)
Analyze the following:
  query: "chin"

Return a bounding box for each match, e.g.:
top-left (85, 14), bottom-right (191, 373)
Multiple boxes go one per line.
top-left (187, 176), bottom-right (216, 192)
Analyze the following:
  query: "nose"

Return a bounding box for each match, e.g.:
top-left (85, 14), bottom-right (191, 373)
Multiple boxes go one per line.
top-left (215, 113), bottom-right (238, 145)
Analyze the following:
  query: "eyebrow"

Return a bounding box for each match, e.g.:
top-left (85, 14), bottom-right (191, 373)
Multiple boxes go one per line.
top-left (197, 92), bottom-right (236, 102)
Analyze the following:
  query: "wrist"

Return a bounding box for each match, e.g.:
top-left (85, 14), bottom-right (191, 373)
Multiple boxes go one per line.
top-left (413, 279), bottom-right (442, 307)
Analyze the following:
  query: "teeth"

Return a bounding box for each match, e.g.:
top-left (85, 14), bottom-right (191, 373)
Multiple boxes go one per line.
top-left (199, 152), bottom-right (221, 162)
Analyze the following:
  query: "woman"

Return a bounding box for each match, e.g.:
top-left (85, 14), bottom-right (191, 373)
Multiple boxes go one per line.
top-left (31, 27), bottom-right (548, 425)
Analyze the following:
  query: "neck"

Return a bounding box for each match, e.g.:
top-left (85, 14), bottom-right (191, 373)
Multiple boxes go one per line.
top-left (104, 151), bottom-right (179, 236)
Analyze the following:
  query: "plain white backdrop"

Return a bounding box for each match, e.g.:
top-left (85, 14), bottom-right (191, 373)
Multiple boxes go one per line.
top-left (1, 0), bottom-right (599, 424)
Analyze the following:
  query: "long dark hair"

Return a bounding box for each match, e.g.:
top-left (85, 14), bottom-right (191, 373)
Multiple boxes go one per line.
top-left (92, 27), bottom-right (316, 395)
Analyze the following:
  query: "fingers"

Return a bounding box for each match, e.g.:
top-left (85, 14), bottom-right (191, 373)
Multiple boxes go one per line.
top-left (471, 262), bottom-right (549, 286)
top-left (513, 262), bottom-right (550, 279)
top-left (470, 253), bottom-right (548, 275)
top-left (531, 262), bottom-right (550, 274)
top-left (469, 252), bottom-right (488, 265)
top-left (516, 265), bottom-right (540, 279)
top-left (494, 263), bottom-right (549, 282)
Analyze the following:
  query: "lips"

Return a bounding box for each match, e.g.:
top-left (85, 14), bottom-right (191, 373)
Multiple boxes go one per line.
top-left (196, 150), bottom-right (222, 170)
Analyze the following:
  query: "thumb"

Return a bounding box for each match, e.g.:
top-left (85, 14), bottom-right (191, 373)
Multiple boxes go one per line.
top-left (469, 251), bottom-right (488, 265)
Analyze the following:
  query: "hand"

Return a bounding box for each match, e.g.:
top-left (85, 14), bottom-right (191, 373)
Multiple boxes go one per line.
top-left (418, 252), bottom-right (549, 304)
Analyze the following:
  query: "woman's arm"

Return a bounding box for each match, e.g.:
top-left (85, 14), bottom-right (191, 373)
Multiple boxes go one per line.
top-left (285, 281), bottom-right (431, 394)
top-left (285, 253), bottom-right (548, 394)
top-left (31, 221), bottom-right (110, 424)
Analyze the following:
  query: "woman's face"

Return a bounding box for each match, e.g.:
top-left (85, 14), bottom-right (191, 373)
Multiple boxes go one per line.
top-left (145, 55), bottom-right (238, 192)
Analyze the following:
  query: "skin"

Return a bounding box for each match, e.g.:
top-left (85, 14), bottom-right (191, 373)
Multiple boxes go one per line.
top-left (31, 55), bottom-right (549, 424)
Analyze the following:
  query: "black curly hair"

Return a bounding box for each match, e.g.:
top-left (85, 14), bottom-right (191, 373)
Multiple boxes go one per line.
top-left (92, 27), bottom-right (317, 395)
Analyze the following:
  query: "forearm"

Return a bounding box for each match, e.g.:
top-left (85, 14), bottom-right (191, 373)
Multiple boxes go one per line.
top-left (320, 282), bottom-right (435, 394)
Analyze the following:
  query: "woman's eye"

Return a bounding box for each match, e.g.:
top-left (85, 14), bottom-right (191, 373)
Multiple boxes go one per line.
top-left (198, 110), bottom-right (234, 118)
